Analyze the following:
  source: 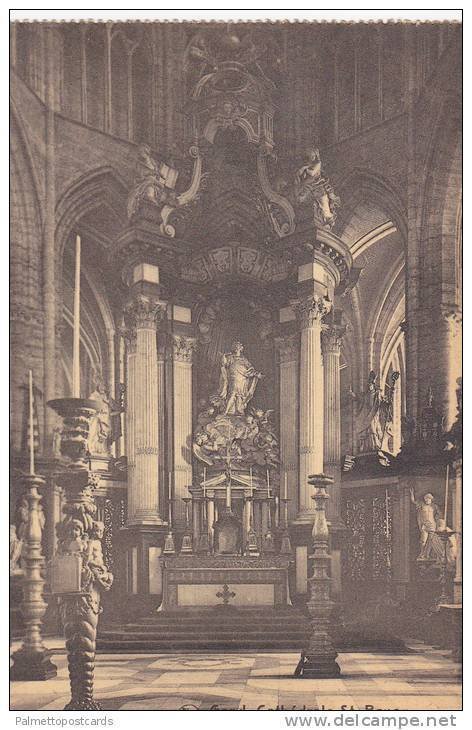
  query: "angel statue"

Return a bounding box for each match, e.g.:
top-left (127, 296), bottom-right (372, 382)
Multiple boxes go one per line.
top-left (127, 143), bottom-right (178, 220)
top-left (294, 145), bottom-right (340, 228)
top-left (216, 341), bottom-right (263, 416)
top-left (356, 370), bottom-right (400, 454)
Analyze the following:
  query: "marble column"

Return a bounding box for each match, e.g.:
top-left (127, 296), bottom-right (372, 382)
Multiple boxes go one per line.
top-left (172, 334), bottom-right (197, 528)
top-left (322, 322), bottom-right (345, 527)
top-left (275, 335), bottom-right (299, 522)
top-left (123, 293), bottom-right (167, 525)
top-left (295, 295), bottom-right (331, 521)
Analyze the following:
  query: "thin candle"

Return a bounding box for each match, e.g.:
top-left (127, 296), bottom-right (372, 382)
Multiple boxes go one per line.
top-left (444, 463), bottom-right (450, 524)
top-left (284, 471), bottom-right (288, 501)
top-left (72, 234), bottom-right (81, 397)
top-left (28, 370), bottom-right (34, 475)
top-left (168, 471), bottom-right (172, 500)
top-left (226, 469), bottom-right (232, 509)
top-left (203, 467), bottom-right (207, 498)
top-left (249, 466), bottom-right (253, 489)
top-left (266, 467), bottom-right (270, 498)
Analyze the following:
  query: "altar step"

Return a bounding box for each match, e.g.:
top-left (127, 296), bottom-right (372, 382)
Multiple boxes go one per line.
top-left (97, 607), bottom-right (311, 653)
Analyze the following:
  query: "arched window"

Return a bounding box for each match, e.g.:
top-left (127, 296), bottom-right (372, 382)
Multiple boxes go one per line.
top-left (111, 31), bottom-right (129, 139)
top-left (62, 25), bottom-right (82, 122)
top-left (131, 41), bottom-right (153, 144)
top-left (85, 25), bottom-right (105, 130)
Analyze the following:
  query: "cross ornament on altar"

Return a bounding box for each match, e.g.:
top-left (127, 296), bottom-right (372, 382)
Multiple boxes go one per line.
top-left (216, 584), bottom-right (236, 605)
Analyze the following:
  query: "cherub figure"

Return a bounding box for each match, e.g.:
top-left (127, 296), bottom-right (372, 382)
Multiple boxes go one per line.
top-left (63, 519), bottom-right (88, 556)
top-left (85, 521), bottom-right (113, 591)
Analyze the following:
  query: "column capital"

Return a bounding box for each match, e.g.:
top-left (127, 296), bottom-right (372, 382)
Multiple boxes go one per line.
top-left (275, 334), bottom-right (299, 364)
top-left (172, 334), bottom-right (198, 363)
top-left (293, 294), bottom-right (332, 329)
top-left (321, 324), bottom-right (346, 355)
top-left (123, 293), bottom-right (167, 333)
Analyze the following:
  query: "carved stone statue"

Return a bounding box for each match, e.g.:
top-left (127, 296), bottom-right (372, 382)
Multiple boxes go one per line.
top-left (410, 488), bottom-right (441, 561)
top-left (294, 146), bottom-right (340, 228)
top-left (127, 143), bottom-right (178, 220)
top-left (193, 340), bottom-right (279, 469)
top-left (88, 374), bottom-right (123, 456)
top-left (356, 370), bottom-right (400, 454)
top-left (85, 521), bottom-right (113, 591)
top-left (216, 341), bottom-right (263, 416)
top-left (10, 525), bottom-right (23, 575)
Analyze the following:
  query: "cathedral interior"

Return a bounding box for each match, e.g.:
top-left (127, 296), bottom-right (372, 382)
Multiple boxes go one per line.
top-left (10, 21), bottom-right (462, 711)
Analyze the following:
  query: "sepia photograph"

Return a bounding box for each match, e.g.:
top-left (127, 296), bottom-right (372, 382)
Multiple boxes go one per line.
top-left (9, 11), bottom-right (462, 715)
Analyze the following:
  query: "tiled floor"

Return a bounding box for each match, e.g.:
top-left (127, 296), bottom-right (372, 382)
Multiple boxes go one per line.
top-left (10, 639), bottom-right (462, 711)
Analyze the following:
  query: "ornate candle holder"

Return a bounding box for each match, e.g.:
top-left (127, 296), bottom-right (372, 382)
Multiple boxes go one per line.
top-left (263, 496), bottom-right (276, 554)
top-left (295, 473), bottom-right (340, 678)
top-left (279, 497), bottom-right (293, 555)
top-left (180, 496), bottom-right (193, 554)
top-left (245, 495), bottom-right (260, 556)
top-left (10, 473), bottom-right (58, 681)
top-left (197, 497), bottom-right (211, 554)
top-left (48, 397), bottom-right (113, 711)
top-left (163, 497), bottom-right (176, 555)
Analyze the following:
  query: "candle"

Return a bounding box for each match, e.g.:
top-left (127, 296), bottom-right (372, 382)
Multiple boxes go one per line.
top-left (168, 471), bottom-right (172, 500)
top-left (275, 495), bottom-right (279, 527)
top-left (249, 466), bottom-right (253, 489)
top-left (72, 234), bottom-right (81, 397)
top-left (226, 474), bottom-right (231, 509)
top-left (28, 370), bottom-right (34, 475)
top-left (444, 463), bottom-right (450, 525)
top-left (284, 471), bottom-right (288, 501)
top-left (203, 467), bottom-right (207, 498)
top-left (266, 467), bottom-right (270, 498)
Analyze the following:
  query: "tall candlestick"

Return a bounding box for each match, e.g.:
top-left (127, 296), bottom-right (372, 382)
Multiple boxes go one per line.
top-left (72, 234), bottom-right (81, 398)
top-left (284, 471), bottom-right (288, 501)
top-left (28, 370), bottom-right (35, 475)
top-left (168, 471), bottom-right (172, 500)
top-left (444, 463), bottom-right (450, 524)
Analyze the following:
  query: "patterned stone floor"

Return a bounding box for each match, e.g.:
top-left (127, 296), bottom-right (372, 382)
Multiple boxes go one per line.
top-left (10, 639), bottom-right (462, 711)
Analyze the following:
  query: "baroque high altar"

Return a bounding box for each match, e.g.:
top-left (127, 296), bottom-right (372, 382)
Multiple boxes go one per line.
top-left (98, 30), bottom-right (357, 613)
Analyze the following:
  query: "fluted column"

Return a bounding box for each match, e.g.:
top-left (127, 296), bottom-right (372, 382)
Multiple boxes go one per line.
top-left (123, 293), bottom-right (167, 525)
top-left (295, 296), bottom-right (331, 521)
top-left (275, 335), bottom-right (299, 522)
top-left (322, 322), bottom-right (345, 526)
top-left (172, 334), bottom-right (197, 528)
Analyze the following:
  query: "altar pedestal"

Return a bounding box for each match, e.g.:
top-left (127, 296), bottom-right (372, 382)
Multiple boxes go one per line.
top-left (161, 555), bottom-right (291, 609)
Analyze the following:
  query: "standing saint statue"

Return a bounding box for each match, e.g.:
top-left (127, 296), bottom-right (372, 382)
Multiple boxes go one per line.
top-left (410, 488), bottom-right (441, 561)
top-left (216, 341), bottom-right (263, 416)
top-left (88, 373), bottom-right (123, 456)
